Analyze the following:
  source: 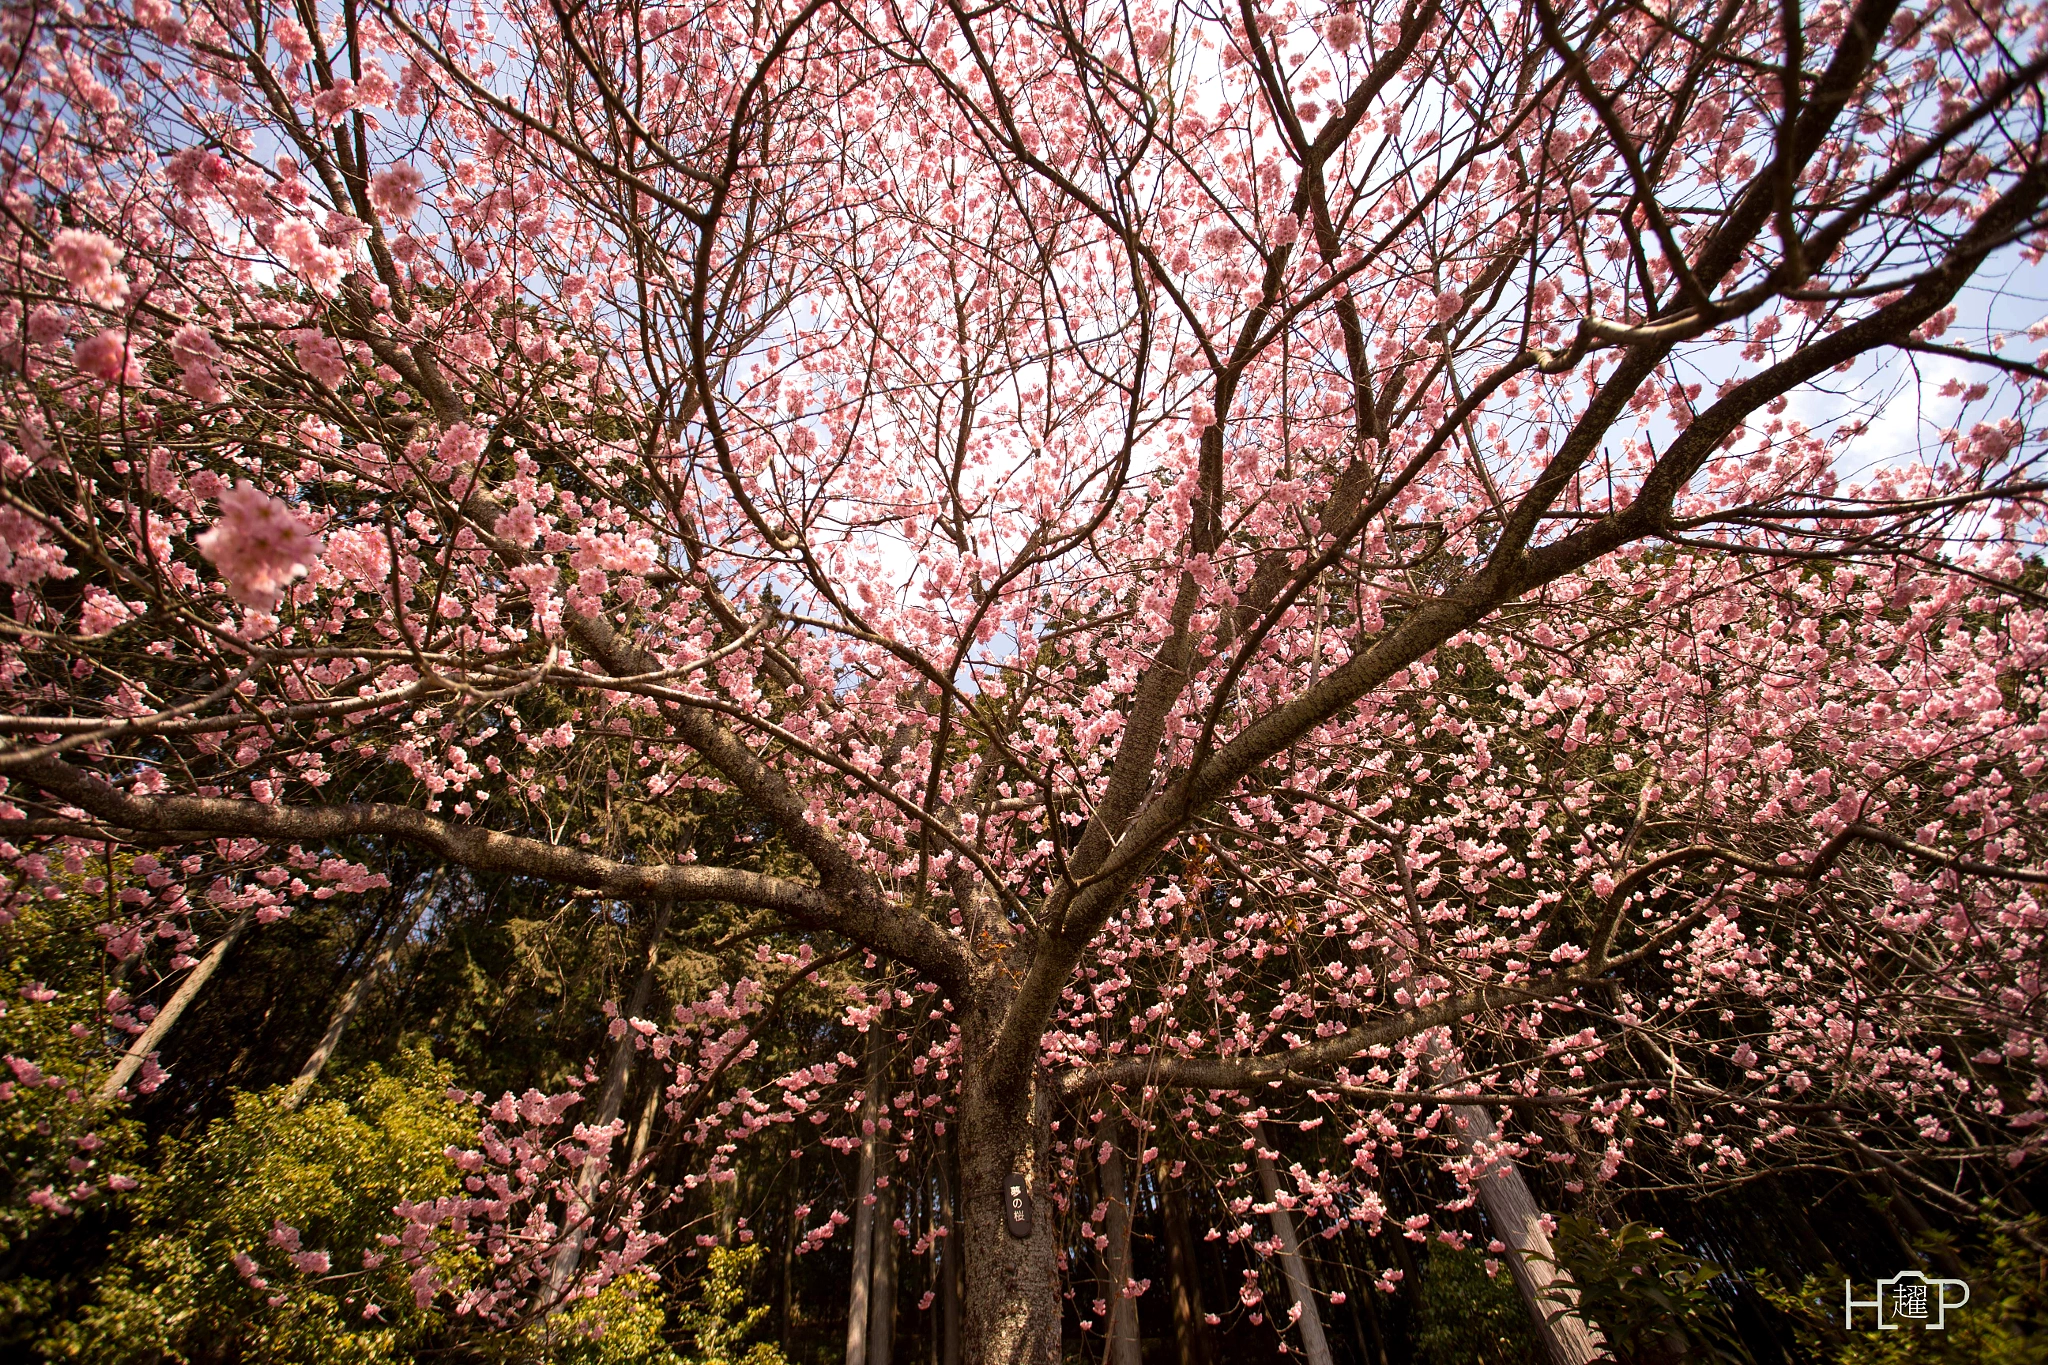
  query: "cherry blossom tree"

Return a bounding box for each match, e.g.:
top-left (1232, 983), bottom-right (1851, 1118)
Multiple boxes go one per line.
top-left (1, 0), bottom-right (2046, 1357)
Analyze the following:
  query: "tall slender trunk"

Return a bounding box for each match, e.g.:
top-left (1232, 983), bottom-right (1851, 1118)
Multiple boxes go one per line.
top-left (1096, 1117), bottom-right (1141, 1365)
top-left (1452, 1100), bottom-right (1606, 1365)
top-left (547, 902), bottom-right (670, 1305)
top-left (1449, 1088), bottom-right (1605, 1365)
top-left (782, 1157), bottom-right (799, 1359)
top-left (283, 867), bottom-right (444, 1109)
top-left (870, 1165), bottom-right (899, 1365)
top-left (98, 906), bottom-right (255, 1104)
top-left (626, 1068), bottom-right (663, 1173)
top-left (1333, 1240), bottom-right (1388, 1365)
top-left (939, 1126), bottom-right (962, 1365)
top-left (1161, 1177), bottom-right (1214, 1365)
top-left (846, 1027), bottom-right (884, 1365)
top-left (1252, 1125), bottom-right (1335, 1365)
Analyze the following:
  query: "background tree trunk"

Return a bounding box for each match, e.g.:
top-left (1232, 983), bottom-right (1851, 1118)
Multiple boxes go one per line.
top-left (1097, 1117), bottom-right (1142, 1365)
top-left (97, 906), bottom-right (255, 1105)
top-left (1454, 1101), bottom-right (1607, 1365)
top-left (845, 1027), bottom-right (884, 1365)
top-left (626, 1070), bottom-right (663, 1173)
top-left (940, 1126), bottom-right (963, 1365)
top-left (283, 867), bottom-right (444, 1109)
top-left (1161, 1177), bottom-right (1214, 1365)
top-left (1252, 1126), bottom-right (1335, 1365)
top-left (547, 901), bottom-right (670, 1305)
top-left (870, 1166), bottom-right (899, 1365)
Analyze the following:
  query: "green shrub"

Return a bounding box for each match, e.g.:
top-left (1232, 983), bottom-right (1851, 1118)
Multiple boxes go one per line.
top-left (1415, 1242), bottom-right (1541, 1365)
top-left (1541, 1217), bottom-right (1750, 1364)
top-left (1761, 1224), bottom-right (2048, 1365)
top-left (0, 896), bottom-right (148, 1352)
top-left (43, 1049), bottom-right (468, 1363)
top-left (550, 1274), bottom-right (686, 1365)
top-left (673, 1245), bottom-right (786, 1365)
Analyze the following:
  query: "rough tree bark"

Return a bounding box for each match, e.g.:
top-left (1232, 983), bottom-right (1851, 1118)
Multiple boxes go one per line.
top-left (956, 991), bottom-right (1062, 1365)
top-left (1252, 1126), bottom-right (1336, 1365)
top-left (282, 867), bottom-right (444, 1110)
top-left (96, 906), bottom-right (256, 1105)
top-left (546, 901), bottom-right (671, 1304)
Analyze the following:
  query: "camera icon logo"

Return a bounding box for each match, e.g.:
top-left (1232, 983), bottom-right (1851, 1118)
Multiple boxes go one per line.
top-left (1844, 1270), bottom-right (1969, 1330)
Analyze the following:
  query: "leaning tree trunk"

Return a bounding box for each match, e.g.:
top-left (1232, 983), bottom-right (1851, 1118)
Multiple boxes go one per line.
top-left (955, 995), bottom-right (1062, 1365)
top-left (97, 906), bottom-right (256, 1104)
top-left (1096, 1117), bottom-right (1142, 1365)
top-left (283, 867), bottom-right (444, 1110)
top-left (1453, 1100), bottom-right (1607, 1365)
top-left (546, 902), bottom-right (670, 1306)
top-left (1385, 835), bottom-right (1605, 1365)
top-left (1252, 1125), bottom-right (1336, 1365)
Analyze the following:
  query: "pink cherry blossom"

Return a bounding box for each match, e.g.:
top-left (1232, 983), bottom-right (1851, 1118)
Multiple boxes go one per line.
top-left (195, 483), bottom-right (323, 612)
top-left (48, 230), bottom-right (128, 308)
top-left (170, 324), bottom-right (227, 402)
top-left (0, 0), bottom-right (2040, 1355)
top-left (369, 165), bottom-right (425, 221)
top-left (71, 329), bottom-right (140, 384)
top-left (272, 219), bottom-right (346, 295)
top-left (291, 330), bottom-right (346, 389)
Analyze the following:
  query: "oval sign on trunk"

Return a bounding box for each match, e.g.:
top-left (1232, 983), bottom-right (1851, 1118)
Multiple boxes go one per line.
top-left (1003, 1175), bottom-right (1033, 1238)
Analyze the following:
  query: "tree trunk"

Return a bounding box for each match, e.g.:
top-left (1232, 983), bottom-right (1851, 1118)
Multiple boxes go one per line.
top-left (283, 867), bottom-right (444, 1109)
top-left (97, 906), bottom-right (255, 1104)
top-left (1252, 1127), bottom-right (1336, 1365)
top-left (547, 901), bottom-right (670, 1305)
top-left (1452, 1101), bottom-right (1607, 1365)
top-left (870, 1165), bottom-right (899, 1365)
top-left (940, 1126), bottom-right (962, 1365)
top-left (1161, 1177), bottom-right (1214, 1365)
top-left (783, 1157), bottom-right (799, 1360)
top-left (626, 1067), bottom-right (663, 1173)
top-left (1333, 1239), bottom-right (1388, 1365)
top-left (846, 1027), bottom-right (883, 1365)
top-left (1097, 1117), bottom-right (1142, 1365)
top-left (955, 1003), bottom-right (1061, 1365)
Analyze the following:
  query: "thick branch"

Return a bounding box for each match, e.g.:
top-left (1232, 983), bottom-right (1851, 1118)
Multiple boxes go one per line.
top-left (13, 755), bottom-right (965, 988)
